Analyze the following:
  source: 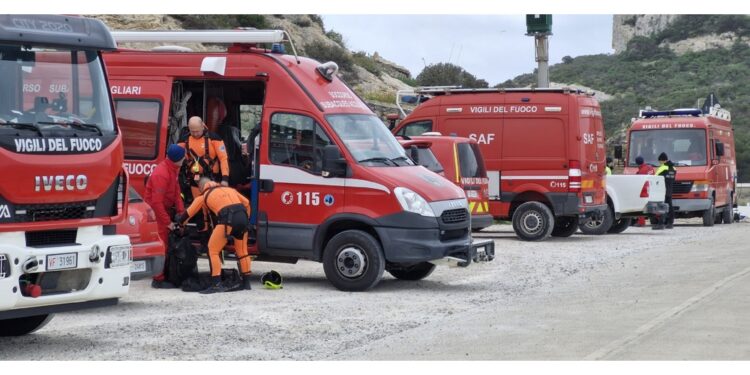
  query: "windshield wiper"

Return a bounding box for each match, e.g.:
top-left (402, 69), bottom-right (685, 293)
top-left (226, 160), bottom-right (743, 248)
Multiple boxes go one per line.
top-left (0, 122), bottom-right (43, 136)
top-left (359, 157), bottom-right (397, 166)
top-left (390, 155), bottom-right (413, 166)
top-left (36, 121), bottom-right (103, 136)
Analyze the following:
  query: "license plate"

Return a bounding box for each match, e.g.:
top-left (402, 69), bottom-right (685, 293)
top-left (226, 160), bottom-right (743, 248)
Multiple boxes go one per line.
top-left (466, 190), bottom-right (479, 199)
top-left (584, 195), bottom-right (593, 204)
top-left (130, 260), bottom-right (147, 273)
top-left (47, 253), bottom-right (77, 271)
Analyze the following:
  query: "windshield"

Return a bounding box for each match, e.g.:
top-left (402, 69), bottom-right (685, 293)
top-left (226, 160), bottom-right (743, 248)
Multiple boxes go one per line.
top-left (628, 129), bottom-right (707, 167)
top-left (327, 114), bottom-right (410, 166)
top-left (0, 45), bottom-right (115, 134)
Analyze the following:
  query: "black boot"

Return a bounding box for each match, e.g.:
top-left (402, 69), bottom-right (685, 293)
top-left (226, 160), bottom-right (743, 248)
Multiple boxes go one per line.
top-left (242, 273), bottom-right (252, 290)
top-left (200, 276), bottom-right (229, 294)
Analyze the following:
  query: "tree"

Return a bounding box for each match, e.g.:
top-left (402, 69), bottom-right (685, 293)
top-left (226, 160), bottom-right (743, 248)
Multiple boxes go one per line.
top-left (416, 63), bottom-right (489, 88)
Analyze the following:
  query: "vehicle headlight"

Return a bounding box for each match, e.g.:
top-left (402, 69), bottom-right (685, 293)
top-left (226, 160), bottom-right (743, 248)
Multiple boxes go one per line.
top-left (106, 244), bottom-right (132, 268)
top-left (690, 181), bottom-right (710, 192)
top-left (0, 253), bottom-right (9, 279)
top-left (394, 187), bottom-right (436, 217)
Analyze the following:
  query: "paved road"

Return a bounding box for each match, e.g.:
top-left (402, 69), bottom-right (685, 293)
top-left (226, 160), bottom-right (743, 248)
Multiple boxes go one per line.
top-left (338, 222), bottom-right (750, 360)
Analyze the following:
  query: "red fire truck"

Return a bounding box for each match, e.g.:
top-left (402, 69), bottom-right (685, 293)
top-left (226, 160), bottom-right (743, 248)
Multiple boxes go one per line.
top-left (0, 15), bottom-right (131, 335)
top-left (103, 30), bottom-right (493, 291)
top-left (392, 87), bottom-right (608, 241)
top-left (623, 106), bottom-right (736, 226)
top-left (397, 135), bottom-right (493, 231)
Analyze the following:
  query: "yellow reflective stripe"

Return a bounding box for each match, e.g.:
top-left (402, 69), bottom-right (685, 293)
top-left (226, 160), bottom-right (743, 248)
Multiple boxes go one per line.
top-left (484, 202), bottom-right (489, 212)
top-left (469, 202), bottom-right (476, 213)
top-left (453, 144), bottom-right (460, 184)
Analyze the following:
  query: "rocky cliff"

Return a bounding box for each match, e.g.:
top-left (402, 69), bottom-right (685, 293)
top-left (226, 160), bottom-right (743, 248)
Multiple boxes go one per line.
top-left (613, 14), bottom-right (750, 56)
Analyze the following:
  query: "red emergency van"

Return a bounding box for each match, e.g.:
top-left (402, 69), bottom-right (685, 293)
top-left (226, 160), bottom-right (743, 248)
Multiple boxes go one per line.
top-left (398, 135), bottom-right (493, 231)
top-left (623, 106), bottom-right (736, 226)
top-left (392, 87), bottom-right (608, 241)
top-left (103, 30), bottom-right (493, 291)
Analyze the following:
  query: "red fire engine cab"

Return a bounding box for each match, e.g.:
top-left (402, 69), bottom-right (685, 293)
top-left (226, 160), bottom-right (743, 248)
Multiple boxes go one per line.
top-left (0, 15), bottom-right (131, 336)
top-left (392, 87), bottom-right (608, 241)
top-left (103, 30), bottom-right (493, 291)
top-left (624, 106), bottom-right (736, 226)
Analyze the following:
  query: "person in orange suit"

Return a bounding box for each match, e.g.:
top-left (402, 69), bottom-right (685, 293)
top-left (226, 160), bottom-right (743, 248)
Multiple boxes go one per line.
top-left (175, 178), bottom-right (252, 294)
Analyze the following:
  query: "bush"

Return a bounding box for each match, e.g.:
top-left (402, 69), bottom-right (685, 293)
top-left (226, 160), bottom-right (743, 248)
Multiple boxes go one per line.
top-left (416, 62), bottom-right (489, 88)
top-left (352, 52), bottom-right (382, 76)
top-left (325, 30), bottom-right (345, 47)
top-left (304, 40), bottom-right (354, 72)
top-left (171, 14), bottom-right (268, 30)
top-left (293, 17), bottom-right (312, 28)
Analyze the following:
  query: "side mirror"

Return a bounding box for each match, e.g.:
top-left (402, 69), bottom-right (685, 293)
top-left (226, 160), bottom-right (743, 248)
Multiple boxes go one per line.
top-left (409, 145), bottom-right (419, 164)
top-left (715, 141), bottom-right (725, 157)
top-left (614, 145), bottom-right (623, 160)
top-left (322, 145), bottom-right (347, 178)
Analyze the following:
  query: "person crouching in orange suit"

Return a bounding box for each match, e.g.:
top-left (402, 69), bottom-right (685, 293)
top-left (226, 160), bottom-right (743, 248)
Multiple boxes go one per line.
top-left (175, 177), bottom-right (253, 294)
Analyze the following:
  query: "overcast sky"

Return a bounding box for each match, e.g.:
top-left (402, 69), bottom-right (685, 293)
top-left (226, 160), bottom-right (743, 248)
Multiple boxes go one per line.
top-left (322, 15), bottom-right (613, 86)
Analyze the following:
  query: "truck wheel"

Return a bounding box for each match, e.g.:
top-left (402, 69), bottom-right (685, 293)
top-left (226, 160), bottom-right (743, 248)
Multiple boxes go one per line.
top-left (551, 216), bottom-right (578, 237)
top-left (0, 314), bottom-right (54, 336)
top-left (323, 230), bottom-right (385, 291)
top-left (649, 216), bottom-right (659, 225)
top-left (511, 202), bottom-right (554, 241)
top-left (722, 196), bottom-right (733, 224)
top-left (579, 206), bottom-right (614, 235)
top-left (608, 218), bottom-right (631, 234)
top-left (387, 262), bottom-right (436, 281)
top-left (702, 197), bottom-right (716, 227)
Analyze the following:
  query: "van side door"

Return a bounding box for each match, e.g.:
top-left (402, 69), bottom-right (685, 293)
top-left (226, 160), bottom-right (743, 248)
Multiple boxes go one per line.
top-left (257, 111), bottom-right (343, 258)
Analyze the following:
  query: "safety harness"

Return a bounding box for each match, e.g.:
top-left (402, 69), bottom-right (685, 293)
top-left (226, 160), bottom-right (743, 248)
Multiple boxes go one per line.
top-left (203, 186), bottom-right (249, 240)
top-left (186, 135), bottom-right (220, 186)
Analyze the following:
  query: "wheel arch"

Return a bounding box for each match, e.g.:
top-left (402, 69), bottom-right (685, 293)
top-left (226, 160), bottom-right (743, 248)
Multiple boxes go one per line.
top-left (313, 214), bottom-right (382, 262)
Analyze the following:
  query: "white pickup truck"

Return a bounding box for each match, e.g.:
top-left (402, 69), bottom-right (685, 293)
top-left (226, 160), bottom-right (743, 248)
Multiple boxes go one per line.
top-left (580, 175), bottom-right (668, 234)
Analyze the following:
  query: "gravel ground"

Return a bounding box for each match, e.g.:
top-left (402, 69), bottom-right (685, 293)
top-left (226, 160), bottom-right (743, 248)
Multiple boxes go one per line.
top-left (1, 218), bottom-right (746, 360)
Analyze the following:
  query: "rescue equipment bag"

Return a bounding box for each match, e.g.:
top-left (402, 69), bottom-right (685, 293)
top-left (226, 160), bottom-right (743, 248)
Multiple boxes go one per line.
top-left (164, 229), bottom-right (199, 287)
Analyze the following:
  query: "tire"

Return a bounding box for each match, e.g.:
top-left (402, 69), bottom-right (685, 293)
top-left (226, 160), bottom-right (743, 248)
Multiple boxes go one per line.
top-left (322, 230), bottom-right (385, 291)
top-left (511, 202), bottom-right (555, 241)
top-left (551, 216), bottom-right (578, 237)
top-left (722, 195), bottom-right (733, 224)
top-left (608, 218), bottom-right (631, 234)
top-left (387, 262), bottom-right (436, 281)
top-left (649, 216), bottom-right (659, 225)
top-left (0, 314), bottom-right (54, 336)
top-left (702, 197), bottom-right (716, 227)
top-left (579, 206), bottom-right (614, 235)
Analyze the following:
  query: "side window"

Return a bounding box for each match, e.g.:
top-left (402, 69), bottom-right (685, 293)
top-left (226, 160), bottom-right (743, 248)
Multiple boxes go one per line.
top-left (397, 120), bottom-right (432, 136)
top-left (115, 100), bottom-right (161, 160)
top-left (269, 113), bottom-right (332, 174)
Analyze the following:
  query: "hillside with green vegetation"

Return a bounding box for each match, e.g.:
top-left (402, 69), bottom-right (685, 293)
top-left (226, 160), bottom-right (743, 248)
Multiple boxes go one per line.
top-left (499, 15), bottom-right (750, 182)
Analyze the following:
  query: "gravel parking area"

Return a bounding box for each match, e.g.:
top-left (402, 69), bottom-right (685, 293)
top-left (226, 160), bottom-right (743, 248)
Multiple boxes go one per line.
top-left (1, 219), bottom-right (746, 360)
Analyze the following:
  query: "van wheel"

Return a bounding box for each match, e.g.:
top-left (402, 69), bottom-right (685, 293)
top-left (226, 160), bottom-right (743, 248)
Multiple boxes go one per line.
top-left (511, 202), bottom-right (554, 241)
top-left (722, 195), bottom-right (733, 224)
top-left (387, 262), bottom-right (436, 281)
top-left (580, 206), bottom-right (614, 235)
top-left (702, 197), bottom-right (716, 227)
top-left (608, 218), bottom-right (631, 234)
top-left (551, 216), bottom-right (578, 237)
top-left (323, 230), bottom-right (385, 291)
top-left (0, 314), bottom-right (54, 336)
